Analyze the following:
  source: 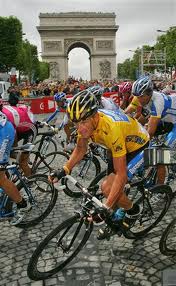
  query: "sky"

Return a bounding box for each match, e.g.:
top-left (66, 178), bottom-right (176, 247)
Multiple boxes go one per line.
top-left (0, 0), bottom-right (175, 80)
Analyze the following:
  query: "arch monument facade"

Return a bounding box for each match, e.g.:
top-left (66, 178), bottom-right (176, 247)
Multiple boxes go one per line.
top-left (37, 12), bottom-right (118, 80)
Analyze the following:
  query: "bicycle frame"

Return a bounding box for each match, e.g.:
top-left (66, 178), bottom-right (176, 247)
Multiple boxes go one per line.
top-left (64, 175), bottom-right (151, 239)
top-left (0, 164), bottom-right (31, 219)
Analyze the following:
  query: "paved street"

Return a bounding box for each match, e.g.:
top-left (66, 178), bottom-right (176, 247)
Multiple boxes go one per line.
top-left (0, 113), bottom-right (176, 286)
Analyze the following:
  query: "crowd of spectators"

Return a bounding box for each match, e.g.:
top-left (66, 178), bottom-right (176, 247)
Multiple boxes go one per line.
top-left (7, 76), bottom-right (176, 99)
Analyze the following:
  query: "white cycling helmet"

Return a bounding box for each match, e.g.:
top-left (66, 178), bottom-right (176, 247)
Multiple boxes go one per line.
top-left (132, 76), bottom-right (153, 96)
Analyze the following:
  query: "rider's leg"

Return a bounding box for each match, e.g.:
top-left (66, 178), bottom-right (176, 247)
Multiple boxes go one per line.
top-left (0, 170), bottom-right (22, 203)
top-left (19, 152), bottom-right (31, 177)
top-left (156, 165), bottom-right (166, 184)
top-left (0, 121), bottom-right (22, 202)
top-left (101, 174), bottom-right (132, 210)
top-left (160, 124), bottom-right (176, 184)
top-left (17, 129), bottom-right (34, 177)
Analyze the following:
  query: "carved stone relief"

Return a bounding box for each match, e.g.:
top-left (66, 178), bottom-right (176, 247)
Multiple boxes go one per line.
top-left (96, 40), bottom-right (113, 50)
top-left (99, 60), bottom-right (111, 79)
top-left (64, 38), bottom-right (93, 51)
top-left (44, 41), bottom-right (62, 52)
top-left (49, 62), bottom-right (59, 79)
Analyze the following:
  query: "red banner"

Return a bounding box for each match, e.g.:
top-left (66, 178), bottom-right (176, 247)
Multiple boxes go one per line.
top-left (2, 93), bottom-right (121, 114)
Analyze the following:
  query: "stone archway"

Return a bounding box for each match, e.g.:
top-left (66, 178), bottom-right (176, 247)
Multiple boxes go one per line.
top-left (37, 12), bottom-right (118, 80)
top-left (66, 40), bottom-right (91, 79)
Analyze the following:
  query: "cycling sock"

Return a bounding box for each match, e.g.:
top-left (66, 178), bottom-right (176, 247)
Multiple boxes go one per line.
top-left (17, 198), bottom-right (27, 209)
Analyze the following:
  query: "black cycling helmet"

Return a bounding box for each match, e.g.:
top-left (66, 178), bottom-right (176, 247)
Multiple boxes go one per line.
top-left (8, 93), bottom-right (19, 106)
top-left (67, 90), bottom-right (98, 123)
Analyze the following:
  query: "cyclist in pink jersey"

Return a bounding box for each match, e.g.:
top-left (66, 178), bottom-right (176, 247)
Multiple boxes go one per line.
top-left (1, 95), bottom-right (37, 176)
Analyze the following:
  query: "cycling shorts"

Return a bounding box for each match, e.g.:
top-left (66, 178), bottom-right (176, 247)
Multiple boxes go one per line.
top-left (17, 129), bottom-right (34, 145)
top-left (0, 121), bottom-right (15, 165)
top-left (107, 142), bottom-right (149, 175)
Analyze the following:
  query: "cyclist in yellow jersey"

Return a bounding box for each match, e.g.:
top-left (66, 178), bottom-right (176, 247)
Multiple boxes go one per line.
top-left (48, 90), bottom-right (149, 234)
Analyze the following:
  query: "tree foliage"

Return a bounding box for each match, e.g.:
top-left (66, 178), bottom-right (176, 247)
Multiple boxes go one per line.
top-left (118, 27), bottom-right (176, 80)
top-left (0, 16), bottom-right (22, 71)
top-left (155, 27), bottom-right (176, 70)
top-left (0, 16), bottom-right (49, 82)
top-left (38, 62), bottom-right (49, 81)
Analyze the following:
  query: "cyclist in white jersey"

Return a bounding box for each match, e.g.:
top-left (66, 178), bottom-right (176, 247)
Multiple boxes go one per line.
top-left (132, 76), bottom-right (176, 184)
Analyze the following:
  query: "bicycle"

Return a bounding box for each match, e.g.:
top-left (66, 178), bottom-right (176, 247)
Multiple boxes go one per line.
top-left (27, 171), bottom-right (172, 280)
top-left (159, 217), bottom-right (176, 256)
top-left (28, 122), bottom-right (60, 171)
top-left (0, 144), bottom-right (59, 228)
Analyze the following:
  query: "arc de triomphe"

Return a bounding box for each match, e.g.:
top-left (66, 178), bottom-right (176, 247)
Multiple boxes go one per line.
top-left (37, 12), bottom-right (118, 81)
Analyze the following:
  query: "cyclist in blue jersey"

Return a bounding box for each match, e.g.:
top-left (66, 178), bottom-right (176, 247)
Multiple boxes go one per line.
top-left (132, 76), bottom-right (176, 184)
top-left (45, 92), bottom-right (74, 147)
top-left (0, 111), bottom-right (31, 225)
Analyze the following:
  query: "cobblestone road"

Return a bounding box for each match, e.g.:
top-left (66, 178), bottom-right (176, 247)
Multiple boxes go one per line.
top-left (0, 114), bottom-right (176, 286)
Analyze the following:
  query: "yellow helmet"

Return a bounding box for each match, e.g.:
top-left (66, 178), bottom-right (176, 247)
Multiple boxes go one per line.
top-left (67, 90), bottom-right (98, 122)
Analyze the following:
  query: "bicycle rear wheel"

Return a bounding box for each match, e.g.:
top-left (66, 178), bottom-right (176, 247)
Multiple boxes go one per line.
top-left (16, 174), bottom-right (58, 228)
top-left (130, 185), bottom-right (173, 237)
top-left (27, 215), bottom-right (93, 281)
top-left (159, 217), bottom-right (176, 256)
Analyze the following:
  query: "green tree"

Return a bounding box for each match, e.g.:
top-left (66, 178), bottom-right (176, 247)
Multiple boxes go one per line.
top-left (155, 27), bottom-right (176, 76)
top-left (38, 62), bottom-right (49, 81)
top-left (19, 40), bottom-right (40, 82)
top-left (0, 16), bottom-right (22, 72)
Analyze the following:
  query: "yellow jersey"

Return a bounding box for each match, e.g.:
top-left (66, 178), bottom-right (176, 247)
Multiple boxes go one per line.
top-left (88, 110), bottom-right (149, 158)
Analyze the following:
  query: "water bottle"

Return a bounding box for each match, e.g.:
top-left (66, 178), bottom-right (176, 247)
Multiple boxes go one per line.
top-left (112, 208), bottom-right (125, 222)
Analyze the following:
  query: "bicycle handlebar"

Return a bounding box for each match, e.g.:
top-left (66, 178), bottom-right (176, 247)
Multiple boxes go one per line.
top-left (65, 174), bottom-right (104, 208)
top-left (36, 121), bottom-right (59, 134)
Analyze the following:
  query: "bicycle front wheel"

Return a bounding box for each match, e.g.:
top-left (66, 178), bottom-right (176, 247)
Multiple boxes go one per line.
top-left (16, 174), bottom-right (58, 228)
top-left (34, 151), bottom-right (69, 174)
top-left (27, 215), bottom-right (93, 281)
top-left (159, 217), bottom-right (176, 256)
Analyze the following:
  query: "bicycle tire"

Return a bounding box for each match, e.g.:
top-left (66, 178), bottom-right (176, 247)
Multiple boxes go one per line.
top-left (62, 155), bottom-right (101, 198)
top-left (27, 215), bottom-right (93, 280)
top-left (33, 151), bottom-right (69, 174)
top-left (130, 185), bottom-right (173, 238)
top-left (89, 173), bottom-right (173, 238)
top-left (29, 137), bottom-right (57, 171)
top-left (16, 174), bottom-right (58, 228)
top-left (159, 217), bottom-right (176, 256)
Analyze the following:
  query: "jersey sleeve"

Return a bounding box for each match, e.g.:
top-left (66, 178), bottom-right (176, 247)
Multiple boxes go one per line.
top-left (46, 109), bottom-right (59, 123)
top-left (150, 97), bottom-right (164, 118)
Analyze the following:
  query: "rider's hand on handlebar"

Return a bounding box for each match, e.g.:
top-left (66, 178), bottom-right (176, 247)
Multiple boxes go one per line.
top-left (48, 168), bottom-right (66, 183)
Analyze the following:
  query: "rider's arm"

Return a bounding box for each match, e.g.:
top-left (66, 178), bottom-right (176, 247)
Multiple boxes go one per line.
top-left (64, 137), bottom-right (88, 172)
top-left (45, 109), bottom-right (59, 124)
top-left (147, 116), bottom-right (161, 138)
top-left (125, 96), bottom-right (140, 115)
